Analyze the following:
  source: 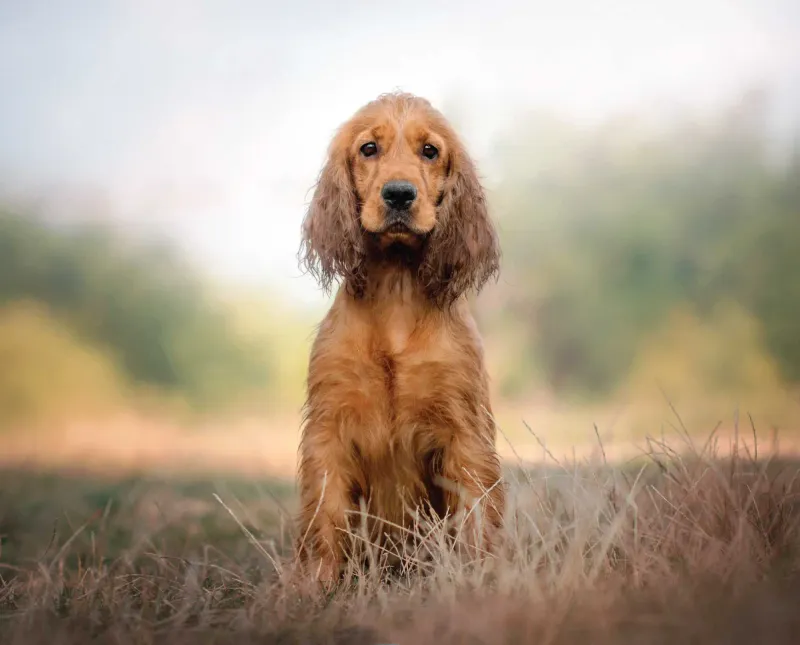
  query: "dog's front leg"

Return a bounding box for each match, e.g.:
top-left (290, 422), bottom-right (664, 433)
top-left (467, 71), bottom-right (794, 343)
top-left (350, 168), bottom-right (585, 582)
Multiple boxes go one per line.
top-left (439, 432), bottom-right (505, 559)
top-left (294, 430), bottom-right (354, 590)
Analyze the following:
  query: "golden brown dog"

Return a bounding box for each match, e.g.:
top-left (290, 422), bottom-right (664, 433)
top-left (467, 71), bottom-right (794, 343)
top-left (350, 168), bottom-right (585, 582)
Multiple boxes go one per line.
top-left (295, 92), bottom-right (504, 586)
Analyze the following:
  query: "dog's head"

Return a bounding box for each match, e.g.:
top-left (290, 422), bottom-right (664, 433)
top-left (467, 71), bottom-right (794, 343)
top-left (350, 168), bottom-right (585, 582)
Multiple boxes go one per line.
top-left (300, 92), bottom-right (500, 306)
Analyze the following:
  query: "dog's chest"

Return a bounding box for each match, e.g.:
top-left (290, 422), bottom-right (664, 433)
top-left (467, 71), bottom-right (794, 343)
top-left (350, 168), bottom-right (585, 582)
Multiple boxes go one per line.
top-left (366, 304), bottom-right (470, 439)
top-left (319, 290), bottom-right (478, 452)
top-left (381, 299), bottom-right (419, 355)
top-left (350, 307), bottom-right (468, 523)
top-left (372, 297), bottom-right (453, 386)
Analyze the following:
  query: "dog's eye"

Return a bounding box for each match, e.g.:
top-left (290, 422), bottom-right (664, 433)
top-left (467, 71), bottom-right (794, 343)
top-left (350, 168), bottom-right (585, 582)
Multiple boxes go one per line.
top-left (360, 142), bottom-right (378, 157)
top-left (422, 143), bottom-right (439, 160)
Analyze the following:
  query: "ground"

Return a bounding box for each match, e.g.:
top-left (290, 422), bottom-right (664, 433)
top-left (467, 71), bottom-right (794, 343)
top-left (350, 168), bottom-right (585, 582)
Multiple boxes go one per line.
top-left (1, 420), bottom-right (800, 644)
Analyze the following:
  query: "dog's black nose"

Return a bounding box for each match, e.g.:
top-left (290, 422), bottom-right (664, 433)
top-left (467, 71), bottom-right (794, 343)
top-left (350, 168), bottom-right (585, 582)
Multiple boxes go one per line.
top-left (381, 180), bottom-right (417, 211)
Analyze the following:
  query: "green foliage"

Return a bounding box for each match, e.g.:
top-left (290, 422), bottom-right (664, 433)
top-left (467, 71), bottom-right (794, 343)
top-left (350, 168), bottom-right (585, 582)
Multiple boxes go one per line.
top-left (623, 301), bottom-right (793, 423)
top-left (0, 211), bottom-right (284, 414)
top-left (221, 294), bottom-right (315, 409)
top-left (489, 91), bottom-right (800, 399)
top-left (0, 301), bottom-right (125, 429)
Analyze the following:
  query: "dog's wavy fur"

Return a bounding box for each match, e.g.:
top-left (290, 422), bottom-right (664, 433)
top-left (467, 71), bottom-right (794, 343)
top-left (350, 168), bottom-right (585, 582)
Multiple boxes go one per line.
top-left (295, 92), bottom-right (504, 586)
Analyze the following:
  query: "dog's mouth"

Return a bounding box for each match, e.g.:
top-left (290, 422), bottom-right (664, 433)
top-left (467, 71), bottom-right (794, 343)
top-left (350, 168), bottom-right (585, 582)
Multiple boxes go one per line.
top-left (368, 218), bottom-right (427, 252)
top-left (377, 211), bottom-right (427, 237)
top-left (361, 208), bottom-right (431, 253)
top-left (378, 221), bottom-right (427, 251)
top-left (384, 221), bottom-right (412, 235)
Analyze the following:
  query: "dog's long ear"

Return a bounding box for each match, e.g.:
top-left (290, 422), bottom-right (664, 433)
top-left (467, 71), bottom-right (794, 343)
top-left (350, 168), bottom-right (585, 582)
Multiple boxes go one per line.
top-left (419, 140), bottom-right (500, 307)
top-left (299, 133), bottom-right (366, 296)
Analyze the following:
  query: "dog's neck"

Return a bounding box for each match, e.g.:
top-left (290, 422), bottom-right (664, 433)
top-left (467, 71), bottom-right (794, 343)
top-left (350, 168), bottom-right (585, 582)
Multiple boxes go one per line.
top-left (357, 261), bottom-right (441, 356)
top-left (353, 237), bottom-right (427, 303)
top-left (360, 259), bottom-right (426, 305)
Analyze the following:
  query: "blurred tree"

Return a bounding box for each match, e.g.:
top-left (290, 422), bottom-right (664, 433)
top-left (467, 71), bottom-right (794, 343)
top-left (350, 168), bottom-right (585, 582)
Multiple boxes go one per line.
top-left (0, 301), bottom-right (125, 429)
top-left (488, 90), bottom-right (800, 399)
top-left (0, 211), bottom-right (277, 412)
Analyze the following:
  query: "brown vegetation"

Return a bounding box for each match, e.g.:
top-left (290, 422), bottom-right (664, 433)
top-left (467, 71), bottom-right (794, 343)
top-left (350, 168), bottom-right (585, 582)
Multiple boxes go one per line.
top-left (1, 425), bottom-right (799, 643)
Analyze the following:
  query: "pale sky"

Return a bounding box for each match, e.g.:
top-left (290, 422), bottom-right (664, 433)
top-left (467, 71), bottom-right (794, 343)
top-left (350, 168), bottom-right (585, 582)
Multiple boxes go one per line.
top-left (1, 0), bottom-right (798, 305)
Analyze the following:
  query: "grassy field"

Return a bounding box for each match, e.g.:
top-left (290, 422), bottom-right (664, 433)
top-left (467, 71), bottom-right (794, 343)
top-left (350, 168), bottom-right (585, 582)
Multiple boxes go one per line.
top-left (1, 423), bottom-right (800, 644)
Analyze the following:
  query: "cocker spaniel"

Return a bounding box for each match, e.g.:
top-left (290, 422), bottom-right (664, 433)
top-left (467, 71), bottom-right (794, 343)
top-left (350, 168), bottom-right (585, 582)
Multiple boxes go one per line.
top-left (295, 92), bottom-right (504, 586)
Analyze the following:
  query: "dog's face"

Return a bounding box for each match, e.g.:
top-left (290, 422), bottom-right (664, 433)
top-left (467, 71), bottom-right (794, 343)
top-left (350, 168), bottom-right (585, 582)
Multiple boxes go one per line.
top-left (300, 92), bottom-right (500, 305)
top-left (349, 103), bottom-right (449, 249)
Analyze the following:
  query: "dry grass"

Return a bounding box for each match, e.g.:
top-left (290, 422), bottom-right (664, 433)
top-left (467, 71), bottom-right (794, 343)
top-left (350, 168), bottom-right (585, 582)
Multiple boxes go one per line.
top-left (4, 403), bottom-right (800, 482)
top-left (2, 422), bottom-right (800, 644)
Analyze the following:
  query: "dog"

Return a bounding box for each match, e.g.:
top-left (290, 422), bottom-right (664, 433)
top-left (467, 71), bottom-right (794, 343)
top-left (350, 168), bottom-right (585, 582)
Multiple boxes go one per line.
top-left (295, 92), bottom-right (504, 587)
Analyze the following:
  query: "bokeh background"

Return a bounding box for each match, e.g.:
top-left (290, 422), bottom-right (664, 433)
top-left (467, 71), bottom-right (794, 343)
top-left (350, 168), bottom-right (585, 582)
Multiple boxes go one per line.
top-left (1, 0), bottom-right (799, 477)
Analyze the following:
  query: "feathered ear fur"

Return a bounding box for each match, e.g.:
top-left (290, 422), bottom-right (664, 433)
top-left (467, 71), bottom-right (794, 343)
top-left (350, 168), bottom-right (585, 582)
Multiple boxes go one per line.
top-left (299, 135), bottom-right (366, 296)
top-left (419, 142), bottom-right (501, 307)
